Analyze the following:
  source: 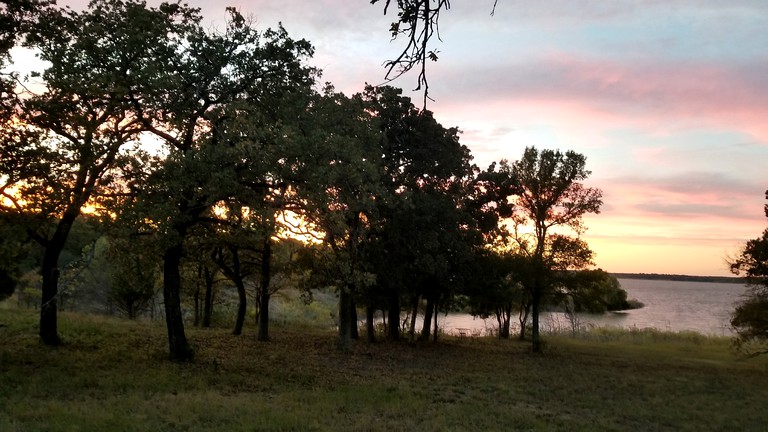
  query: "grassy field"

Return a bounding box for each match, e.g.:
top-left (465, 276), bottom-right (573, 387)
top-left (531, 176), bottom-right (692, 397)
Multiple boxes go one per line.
top-left (1, 307), bottom-right (767, 431)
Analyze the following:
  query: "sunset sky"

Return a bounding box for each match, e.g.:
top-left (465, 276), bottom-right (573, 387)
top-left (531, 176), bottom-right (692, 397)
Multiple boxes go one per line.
top-left (39, 1), bottom-right (768, 276)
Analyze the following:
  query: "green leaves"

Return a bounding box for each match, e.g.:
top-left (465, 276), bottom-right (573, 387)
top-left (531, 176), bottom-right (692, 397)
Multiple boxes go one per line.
top-left (729, 191), bottom-right (768, 355)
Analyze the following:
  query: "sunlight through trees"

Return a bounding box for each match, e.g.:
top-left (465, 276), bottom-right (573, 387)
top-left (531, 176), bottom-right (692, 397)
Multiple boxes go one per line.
top-left (1, 0), bottom-right (608, 357)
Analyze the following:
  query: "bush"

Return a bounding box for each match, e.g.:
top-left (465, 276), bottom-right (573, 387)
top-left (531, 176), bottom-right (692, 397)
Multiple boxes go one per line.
top-left (567, 269), bottom-right (636, 313)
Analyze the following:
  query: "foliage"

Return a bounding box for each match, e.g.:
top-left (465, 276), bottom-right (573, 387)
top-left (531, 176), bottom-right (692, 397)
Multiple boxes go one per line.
top-left (107, 237), bottom-right (160, 319)
top-left (372, 0), bottom-right (451, 105)
top-left (0, 1), bottom-right (50, 55)
top-left (0, 269), bottom-right (15, 301)
top-left (1, 0), bottom-right (618, 361)
top-left (729, 190), bottom-right (768, 356)
top-left (564, 269), bottom-right (632, 313)
top-left (0, 0), bottom-right (53, 119)
top-left (0, 212), bottom-right (34, 301)
top-left (464, 250), bottom-right (530, 339)
top-left (501, 147), bottom-right (603, 351)
top-left (14, 271), bottom-right (41, 308)
top-left (0, 0), bottom-right (180, 345)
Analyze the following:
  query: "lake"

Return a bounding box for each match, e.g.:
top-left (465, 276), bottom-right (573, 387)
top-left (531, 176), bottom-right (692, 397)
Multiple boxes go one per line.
top-left (434, 278), bottom-right (750, 336)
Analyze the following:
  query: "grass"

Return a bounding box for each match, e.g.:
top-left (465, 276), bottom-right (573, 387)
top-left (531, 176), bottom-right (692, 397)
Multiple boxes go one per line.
top-left (1, 307), bottom-right (768, 431)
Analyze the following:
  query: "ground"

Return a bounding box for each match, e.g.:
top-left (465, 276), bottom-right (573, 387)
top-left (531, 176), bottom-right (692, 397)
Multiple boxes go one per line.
top-left (1, 308), bottom-right (767, 431)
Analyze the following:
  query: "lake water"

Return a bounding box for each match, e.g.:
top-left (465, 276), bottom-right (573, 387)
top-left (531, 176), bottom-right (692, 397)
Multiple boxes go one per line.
top-left (433, 278), bottom-right (750, 336)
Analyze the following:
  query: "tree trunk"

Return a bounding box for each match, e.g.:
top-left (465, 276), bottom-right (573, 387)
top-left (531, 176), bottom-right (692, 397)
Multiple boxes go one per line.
top-left (127, 300), bottom-right (137, 320)
top-left (518, 302), bottom-right (530, 340)
top-left (408, 295), bottom-right (419, 341)
top-left (501, 313), bottom-right (510, 339)
top-left (531, 286), bottom-right (542, 352)
top-left (192, 281), bottom-right (201, 327)
top-left (432, 301), bottom-right (439, 341)
top-left (365, 305), bottom-right (375, 343)
top-left (495, 311), bottom-right (504, 339)
top-left (350, 298), bottom-right (359, 340)
top-left (227, 246), bottom-right (247, 336)
top-left (257, 237), bottom-right (271, 342)
top-left (420, 295), bottom-right (434, 341)
top-left (39, 243), bottom-right (63, 345)
top-left (162, 239), bottom-right (193, 361)
top-left (38, 211), bottom-right (78, 346)
top-left (387, 291), bottom-right (400, 341)
top-left (338, 286), bottom-right (353, 351)
top-left (498, 304), bottom-right (511, 339)
top-left (202, 265), bottom-right (214, 328)
top-left (232, 277), bottom-right (246, 336)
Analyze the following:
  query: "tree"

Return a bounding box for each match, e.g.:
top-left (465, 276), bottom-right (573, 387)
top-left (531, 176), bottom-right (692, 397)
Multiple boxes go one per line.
top-left (111, 4), bottom-right (316, 360)
top-left (297, 88), bottom-right (383, 350)
top-left (183, 251), bottom-right (219, 328)
top-left (212, 239), bottom-right (256, 337)
top-left (204, 205), bottom-right (269, 337)
top-left (0, 0), bottom-right (177, 344)
top-left (461, 160), bottom-right (525, 339)
top-left (505, 147), bottom-right (603, 352)
top-left (107, 236), bottom-right (160, 319)
top-left (729, 189), bottom-right (768, 356)
top-left (465, 250), bottom-right (529, 339)
top-left (383, 186), bottom-right (474, 342)
top-left (61, 233), bottom-right (159, 319)
top-left (360, 84), bottom-right (476, 342)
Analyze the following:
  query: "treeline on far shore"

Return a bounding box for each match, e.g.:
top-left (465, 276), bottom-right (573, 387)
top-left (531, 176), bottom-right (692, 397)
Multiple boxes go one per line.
top-left (611, 273), bottom-right (746, 284)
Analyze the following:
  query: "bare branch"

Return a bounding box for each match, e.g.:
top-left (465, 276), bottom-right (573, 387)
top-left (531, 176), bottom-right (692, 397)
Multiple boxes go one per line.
top-left (376, 0), bottom-right (451, 107)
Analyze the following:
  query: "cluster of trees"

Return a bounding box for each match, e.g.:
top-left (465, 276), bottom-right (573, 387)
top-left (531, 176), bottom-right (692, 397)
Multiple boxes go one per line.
top-left (374, 0), bottom-right (768, 356)
top-left (0, 0), bottom-right (612, 360)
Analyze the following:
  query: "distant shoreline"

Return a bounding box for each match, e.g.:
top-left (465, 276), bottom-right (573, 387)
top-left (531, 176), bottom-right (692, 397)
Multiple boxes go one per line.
top-left (611, 272), bottom-right (746, 284)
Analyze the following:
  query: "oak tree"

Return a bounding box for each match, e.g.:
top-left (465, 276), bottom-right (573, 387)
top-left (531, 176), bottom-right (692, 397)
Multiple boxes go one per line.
top-left (0, 0), bottom-right (178, 344)
top-left (504, 147), bottom-right (602, 352)
top-left (111, 3), bottom-right (316, 359)
top-left (361, 85), bottom-right (475, 341)
top-left (297, 88), bottom-right (383, 350)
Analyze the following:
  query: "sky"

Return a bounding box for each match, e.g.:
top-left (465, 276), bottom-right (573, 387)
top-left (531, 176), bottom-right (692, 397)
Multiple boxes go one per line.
top-left (31, 0), bottom-right (768, 276)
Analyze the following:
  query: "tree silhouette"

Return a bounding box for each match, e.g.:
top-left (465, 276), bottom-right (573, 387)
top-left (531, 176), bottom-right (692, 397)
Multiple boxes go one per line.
top-left (504, 147), bottom-right (602, 352)
top-left (729, 189), bottom-right (768, 356)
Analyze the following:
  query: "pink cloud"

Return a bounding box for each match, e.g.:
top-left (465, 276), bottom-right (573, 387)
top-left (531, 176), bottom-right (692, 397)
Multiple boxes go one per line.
top-left (552, 55), bottom-right (768, 131)
top-left (435, 54), bottom-right (768, 142)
